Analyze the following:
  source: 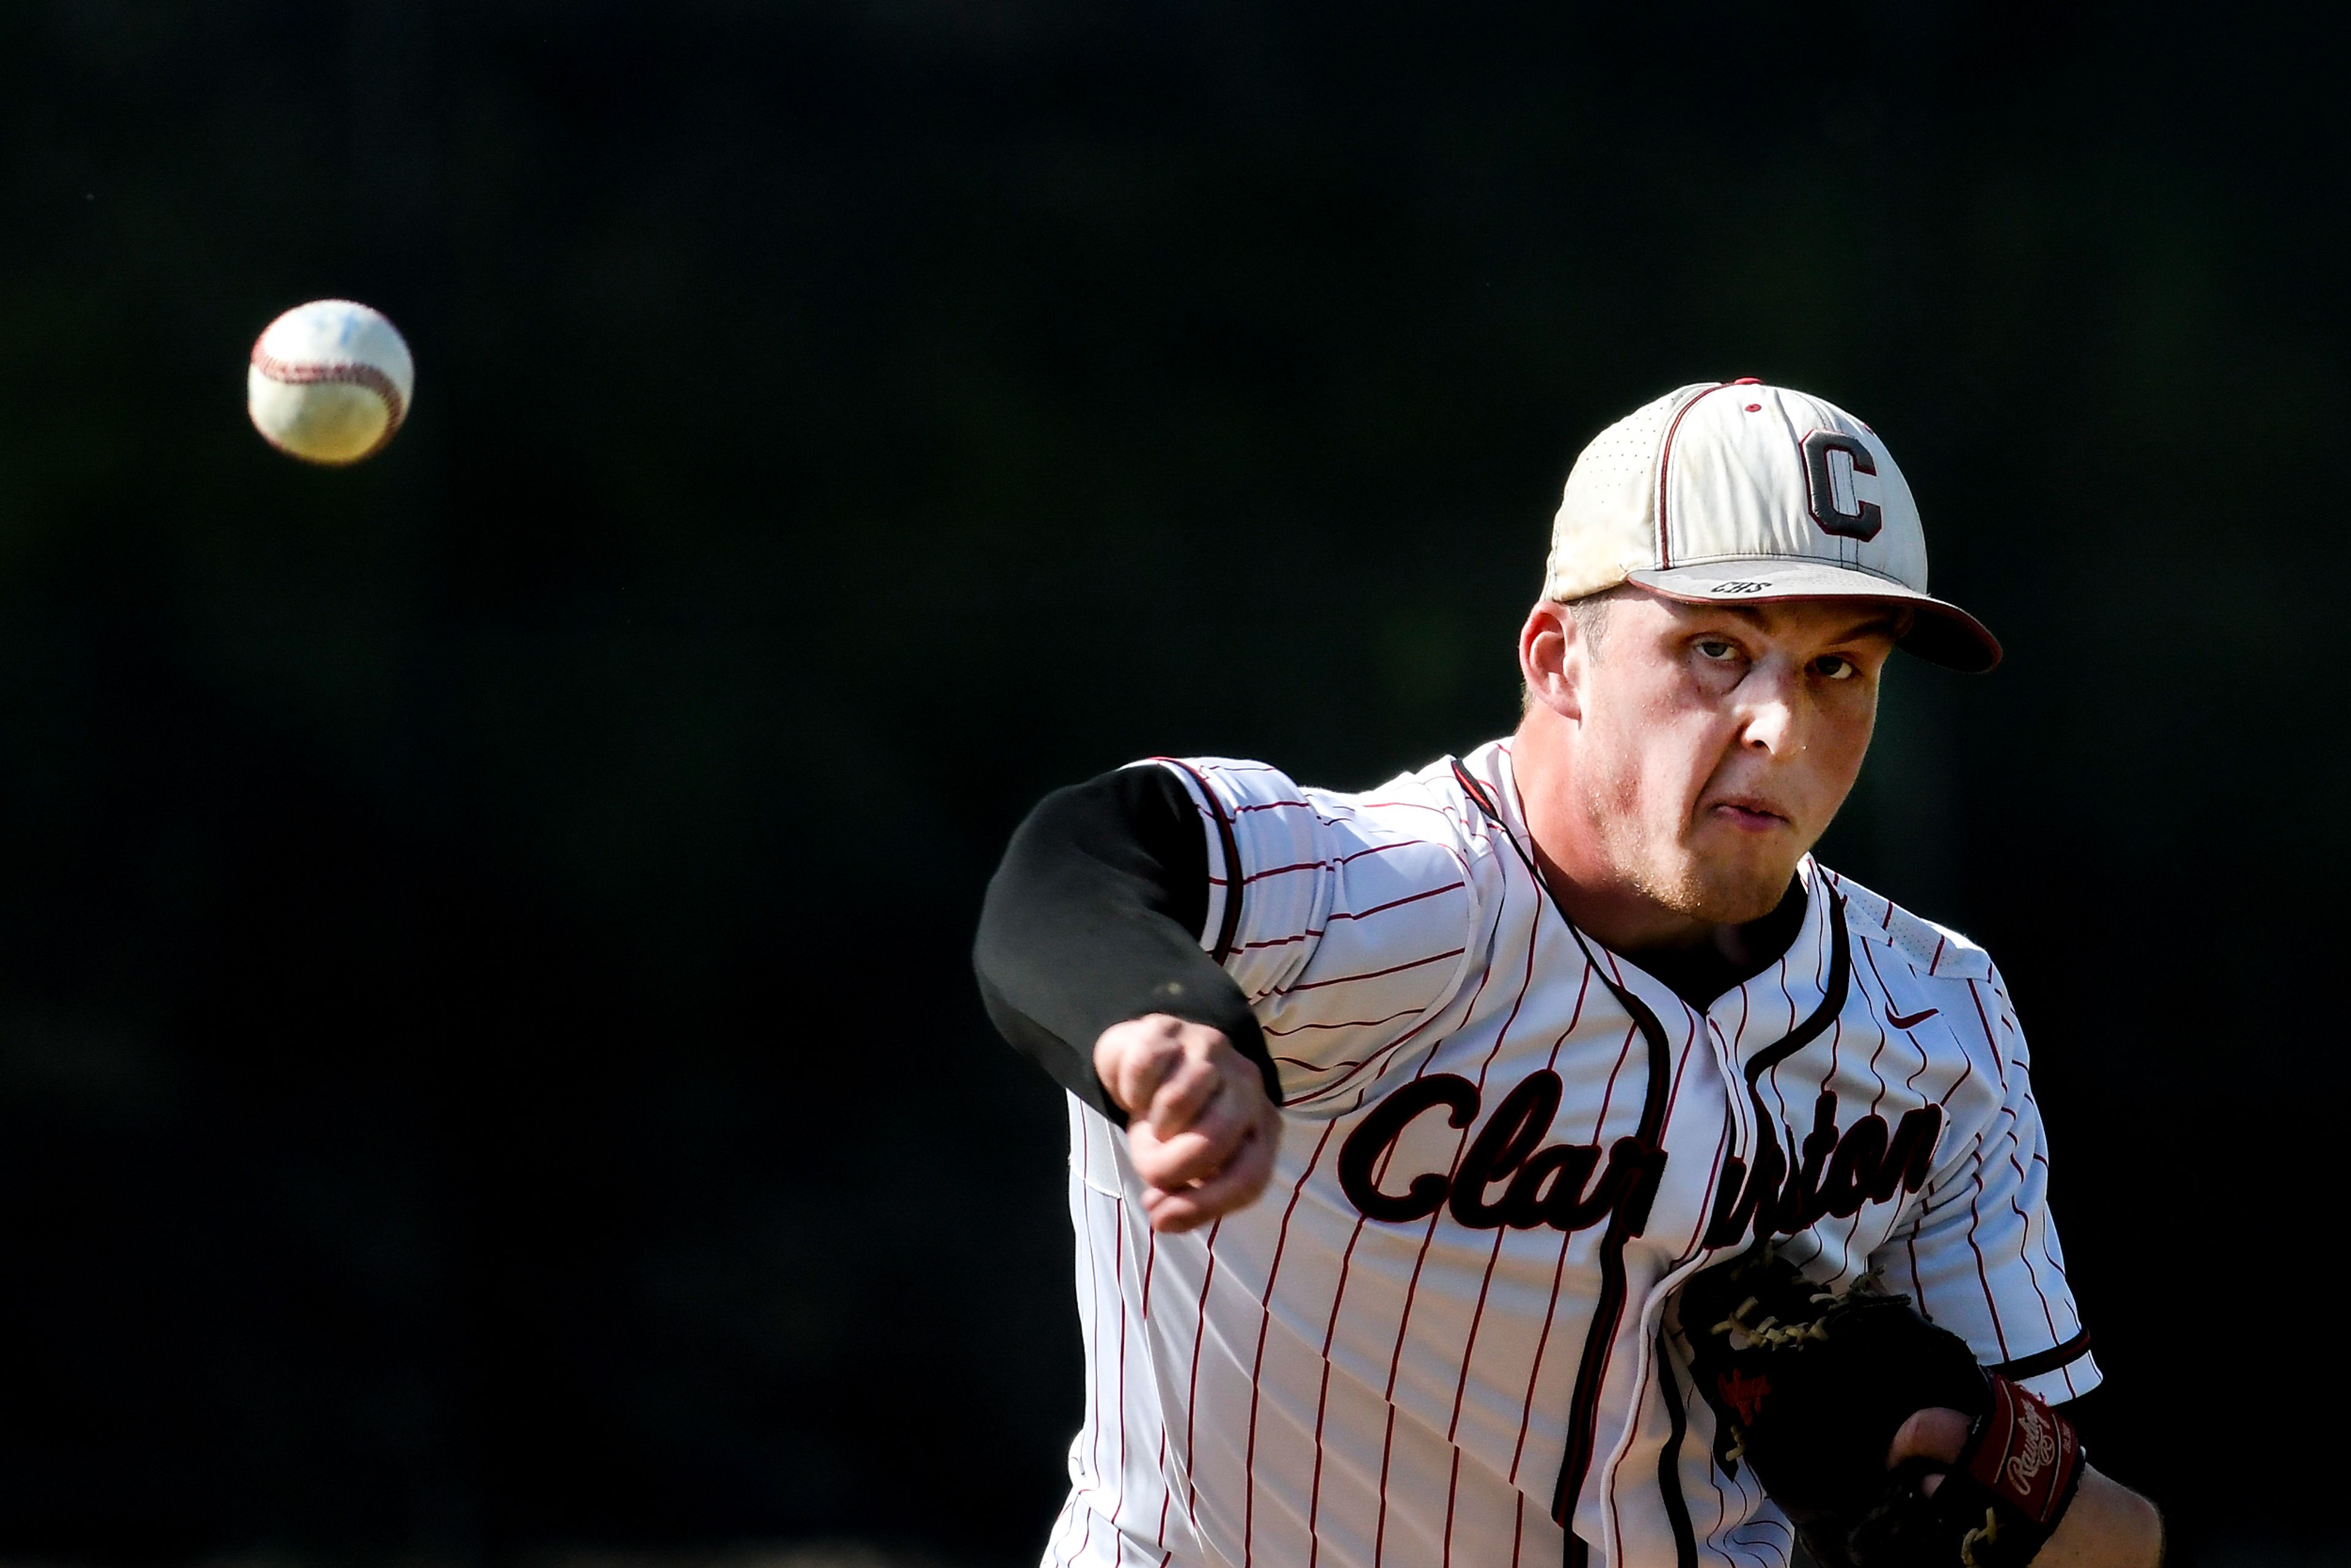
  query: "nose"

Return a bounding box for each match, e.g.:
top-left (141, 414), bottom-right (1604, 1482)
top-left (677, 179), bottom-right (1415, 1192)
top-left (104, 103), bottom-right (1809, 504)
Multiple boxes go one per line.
top-left (1738, 660), bottom-right (1802, 755)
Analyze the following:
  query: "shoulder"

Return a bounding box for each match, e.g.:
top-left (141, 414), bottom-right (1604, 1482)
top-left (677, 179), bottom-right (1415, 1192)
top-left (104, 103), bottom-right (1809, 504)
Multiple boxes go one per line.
top-left (1819, 865), bottom-right (1995, 985)
top-left (1152, 751), bottom-right (1508, 866)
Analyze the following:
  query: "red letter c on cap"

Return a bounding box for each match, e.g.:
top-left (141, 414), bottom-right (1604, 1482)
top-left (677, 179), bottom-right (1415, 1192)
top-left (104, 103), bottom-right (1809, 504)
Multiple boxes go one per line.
top-left (1802, 430), bottom-right (1883, 542)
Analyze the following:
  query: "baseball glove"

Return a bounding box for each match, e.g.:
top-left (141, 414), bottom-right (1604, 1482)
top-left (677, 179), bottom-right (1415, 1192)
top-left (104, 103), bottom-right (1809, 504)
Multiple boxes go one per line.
top-left (1676, 1245), bottom-right (2085, 1568)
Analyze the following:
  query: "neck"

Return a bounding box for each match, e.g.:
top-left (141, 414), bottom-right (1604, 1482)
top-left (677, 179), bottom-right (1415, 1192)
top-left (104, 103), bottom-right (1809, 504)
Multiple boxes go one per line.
top-left (1527, 823), bottom-right (1739, 959)
top-left (1509, 709), bottom-right (1770, 962)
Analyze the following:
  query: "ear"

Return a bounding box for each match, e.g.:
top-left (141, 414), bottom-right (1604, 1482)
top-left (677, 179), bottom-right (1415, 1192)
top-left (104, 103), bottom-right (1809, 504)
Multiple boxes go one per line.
top-left (1518, 601), bottom-right (1586, 721)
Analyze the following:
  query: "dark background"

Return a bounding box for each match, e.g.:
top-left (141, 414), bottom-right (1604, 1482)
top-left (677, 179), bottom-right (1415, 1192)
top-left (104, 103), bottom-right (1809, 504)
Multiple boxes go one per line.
top-left (0, 2), bottom-right (2330, 1566)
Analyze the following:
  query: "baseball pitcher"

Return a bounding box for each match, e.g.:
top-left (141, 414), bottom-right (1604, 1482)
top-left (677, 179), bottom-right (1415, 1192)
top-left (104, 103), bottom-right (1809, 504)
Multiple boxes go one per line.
top-left (973, 382), bottom-right (2162, 1568)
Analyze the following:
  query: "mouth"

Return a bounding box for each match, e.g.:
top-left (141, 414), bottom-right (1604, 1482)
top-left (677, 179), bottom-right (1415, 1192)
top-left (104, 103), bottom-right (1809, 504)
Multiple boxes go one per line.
top-left (1705, 795), bottom-right (1792, 834)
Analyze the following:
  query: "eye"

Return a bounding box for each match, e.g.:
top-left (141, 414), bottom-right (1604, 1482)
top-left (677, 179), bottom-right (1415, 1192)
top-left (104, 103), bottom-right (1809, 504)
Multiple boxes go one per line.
top-left (1695, 638), bottom-right (1740, 662)
top-left (1813, 655), bottom-right (1858, 681)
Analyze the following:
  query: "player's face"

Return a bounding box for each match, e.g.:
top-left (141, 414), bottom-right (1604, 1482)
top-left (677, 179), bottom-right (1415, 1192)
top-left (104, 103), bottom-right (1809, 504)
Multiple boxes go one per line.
top-left (1568, 593), bottom-right (1900, 927)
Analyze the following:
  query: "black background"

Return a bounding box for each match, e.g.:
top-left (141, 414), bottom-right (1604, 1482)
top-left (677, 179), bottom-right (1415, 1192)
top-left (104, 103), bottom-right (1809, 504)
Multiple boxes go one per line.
top-left (0, 3), bottom-right (2333, 1566)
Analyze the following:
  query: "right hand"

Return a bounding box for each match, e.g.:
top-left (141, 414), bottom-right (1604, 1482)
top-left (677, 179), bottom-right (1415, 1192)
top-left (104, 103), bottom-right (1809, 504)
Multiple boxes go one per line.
top-left (1093, 1014), bottom-right (1282, 1234)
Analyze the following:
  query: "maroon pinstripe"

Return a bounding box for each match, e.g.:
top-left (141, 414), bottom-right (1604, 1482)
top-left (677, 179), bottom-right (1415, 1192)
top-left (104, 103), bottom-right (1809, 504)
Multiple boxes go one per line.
top-left (1141, 1226), bottom-right (1173, 1562)
top-left (1959, 1176), bottom-right (2010, 1361)
top-left (1262, 948), bottom-right (1471, 1002)
top-left (1853, 968), bottom-right (1898, 1266)
top-left (1267, 1008), bottom-right (1428, 1038)
top-left (1979, 989), bottom-right (2066, 1351)
top-left (1442, 1447), bottom-right (1463, 1568)
top-left (1243, 1119), bottom-right (1346, 1568)
top-left (1956, 981), bottom-right (2012, 1359)
top-left (1078, 1136), bottom-right (1105, 1566)
top-left (1374, 1404), bottom-right (1401, 1567)
top-left (1110, 1191), bottom-right (1130, 1553)
top-left (1236, 883), bottom-right (1470, 953)
top-left (1999, 1133), bottom-right (2064, 1346)
top-left (1181, 1218), bottom-right (1228, 1531)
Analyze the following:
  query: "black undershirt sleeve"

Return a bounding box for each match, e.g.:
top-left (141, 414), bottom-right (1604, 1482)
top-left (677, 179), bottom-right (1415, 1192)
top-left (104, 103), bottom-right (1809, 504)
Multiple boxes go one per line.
top-left (972, 765), bottom-right (1277, 1126)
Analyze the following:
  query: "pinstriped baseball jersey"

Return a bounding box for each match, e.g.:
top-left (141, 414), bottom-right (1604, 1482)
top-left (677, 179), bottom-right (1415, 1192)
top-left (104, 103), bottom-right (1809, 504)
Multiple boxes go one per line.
top-left (1043, 740), bottom-right (2094, 1568)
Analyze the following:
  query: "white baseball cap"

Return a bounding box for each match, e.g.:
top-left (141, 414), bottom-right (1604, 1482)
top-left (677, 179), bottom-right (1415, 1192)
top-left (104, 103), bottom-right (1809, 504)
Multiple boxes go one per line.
top-left (1543, 380), bottom-right (2001, 672)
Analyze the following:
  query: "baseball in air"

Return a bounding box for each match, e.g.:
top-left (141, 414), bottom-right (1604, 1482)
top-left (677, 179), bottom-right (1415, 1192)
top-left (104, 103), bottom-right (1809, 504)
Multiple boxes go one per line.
top-left (247, 299), bottom-right (415, 465)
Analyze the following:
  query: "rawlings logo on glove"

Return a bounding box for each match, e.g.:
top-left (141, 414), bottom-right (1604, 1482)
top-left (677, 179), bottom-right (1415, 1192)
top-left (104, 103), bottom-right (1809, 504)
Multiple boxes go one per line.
top-left (1971, 1379), bottom-right (2079, 1526)
top-left (2007, 1401), bottom-right (2056, 1486)
top-left (1678, 1245), bottom-right (2085, 1568)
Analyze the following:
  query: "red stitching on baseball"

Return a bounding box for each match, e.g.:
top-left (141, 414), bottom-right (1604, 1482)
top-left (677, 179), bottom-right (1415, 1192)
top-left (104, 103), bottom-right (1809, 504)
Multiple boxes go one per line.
top-left (250, 340), bottom-right (408, 460)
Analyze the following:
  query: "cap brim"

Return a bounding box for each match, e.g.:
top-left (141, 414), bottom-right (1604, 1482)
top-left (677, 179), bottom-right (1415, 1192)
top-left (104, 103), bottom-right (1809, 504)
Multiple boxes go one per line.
top-left (1624, 561), bottom-right (2002, 673)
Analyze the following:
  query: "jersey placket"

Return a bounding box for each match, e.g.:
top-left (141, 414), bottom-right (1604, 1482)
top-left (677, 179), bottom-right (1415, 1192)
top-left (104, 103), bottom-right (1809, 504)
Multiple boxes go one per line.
top-left (1573, 961), bottom-right (1709, 1568)
top-left (1720, 866), bottom-right (1823, 1222)
top-left (1586, 959), bottom-right (1744, 1568)
top-left (1587, 869), bottom-right (1840, 1568)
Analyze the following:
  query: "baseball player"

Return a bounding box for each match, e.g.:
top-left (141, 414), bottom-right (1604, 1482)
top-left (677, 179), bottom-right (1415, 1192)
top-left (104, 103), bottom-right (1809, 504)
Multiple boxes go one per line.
top-left (973, 382), bottom-right (2162, 1568)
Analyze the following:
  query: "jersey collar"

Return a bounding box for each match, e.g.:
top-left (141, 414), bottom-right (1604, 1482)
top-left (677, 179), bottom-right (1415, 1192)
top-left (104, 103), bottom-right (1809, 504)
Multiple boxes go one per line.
top-left (1456, 742), bottom-right (1839, 1032)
